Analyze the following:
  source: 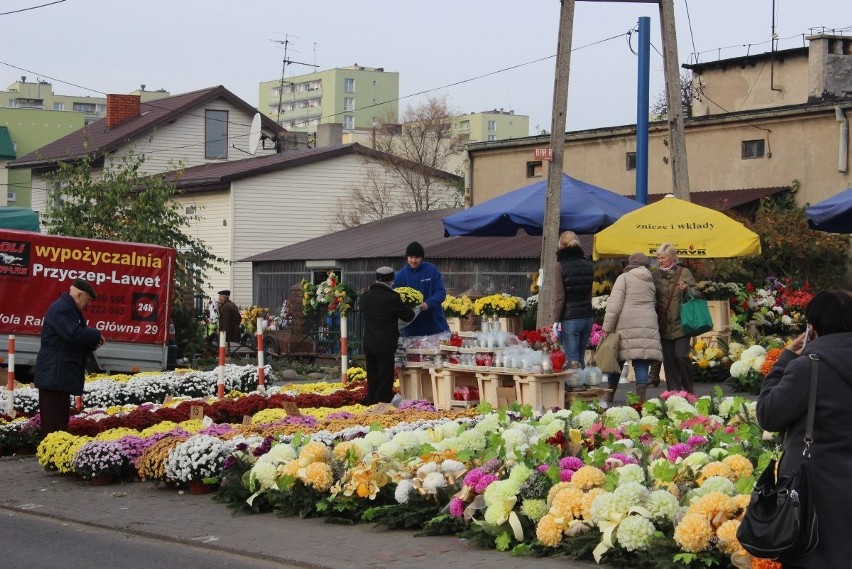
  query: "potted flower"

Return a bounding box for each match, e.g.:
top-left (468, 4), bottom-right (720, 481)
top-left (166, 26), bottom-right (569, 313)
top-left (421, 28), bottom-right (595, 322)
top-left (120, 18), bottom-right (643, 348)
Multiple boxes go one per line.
top-left (71, 440), bottom-right (129, 484)
top-left (164, 434), bottom-right (232, 493)
top-left (395, 286), bottom-right (424, 308)
top-left (473, 293), bottom-right (526, 334)
top-left (442, 294), bottom-right (477, 332)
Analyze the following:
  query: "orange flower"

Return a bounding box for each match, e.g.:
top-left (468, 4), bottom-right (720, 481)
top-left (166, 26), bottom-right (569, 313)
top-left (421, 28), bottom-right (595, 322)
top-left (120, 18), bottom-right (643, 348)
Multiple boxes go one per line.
top-left (760, 348), bottom-right (785, 377)
top-left (751, 558), bottom-right (782, 569)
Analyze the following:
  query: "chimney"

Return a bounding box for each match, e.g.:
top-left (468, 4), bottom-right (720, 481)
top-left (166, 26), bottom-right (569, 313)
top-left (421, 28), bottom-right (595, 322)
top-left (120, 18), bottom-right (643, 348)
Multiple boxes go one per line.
top-left (106, 94), bottom-right (141, 128)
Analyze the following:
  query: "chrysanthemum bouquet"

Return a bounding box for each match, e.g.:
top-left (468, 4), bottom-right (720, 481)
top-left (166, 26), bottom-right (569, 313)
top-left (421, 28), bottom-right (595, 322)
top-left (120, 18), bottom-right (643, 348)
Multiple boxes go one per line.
top-left (442, 294), bottom-right (474, 317)
top-left (473, 293), bottom-right (526, 317)
top-left (301, 273), bottom-right (356, 316)
top-left (72, 440), bottom-right (129, 479)
top-left (395, 286), bottom-right (424, 308)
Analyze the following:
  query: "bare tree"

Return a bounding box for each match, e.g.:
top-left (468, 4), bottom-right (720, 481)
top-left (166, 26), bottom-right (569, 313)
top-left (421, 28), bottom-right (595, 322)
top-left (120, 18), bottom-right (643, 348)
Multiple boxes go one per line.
top-left (650, 70), bottom-right (694, 120)
top-left (334, 96), bottom-right (463, 227)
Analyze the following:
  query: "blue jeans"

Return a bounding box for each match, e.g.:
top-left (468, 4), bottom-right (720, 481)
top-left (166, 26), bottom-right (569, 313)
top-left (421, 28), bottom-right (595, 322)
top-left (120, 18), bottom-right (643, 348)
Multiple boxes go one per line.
top-left (632, 359), bottom-right (651, 385)
top-left (561, 317), bottom-right (594, 369)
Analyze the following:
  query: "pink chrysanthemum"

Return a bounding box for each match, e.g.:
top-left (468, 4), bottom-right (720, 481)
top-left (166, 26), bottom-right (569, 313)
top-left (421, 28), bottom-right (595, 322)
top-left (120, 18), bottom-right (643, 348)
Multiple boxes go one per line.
top-left (449, 497), bottom-right (465, 518)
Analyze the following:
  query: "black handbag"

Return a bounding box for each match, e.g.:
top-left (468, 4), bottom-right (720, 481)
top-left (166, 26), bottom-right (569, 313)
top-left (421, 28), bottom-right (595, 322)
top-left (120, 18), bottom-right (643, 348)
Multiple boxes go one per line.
top-left (736, 354), bottom-right (820, 559)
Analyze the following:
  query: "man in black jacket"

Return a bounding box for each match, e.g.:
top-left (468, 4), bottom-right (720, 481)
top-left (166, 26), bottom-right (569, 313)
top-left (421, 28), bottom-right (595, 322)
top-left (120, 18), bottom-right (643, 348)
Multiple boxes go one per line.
top-left (358, 267), bottom-right (415, 404)
top-left (34, 278), bottom-right (103, 435)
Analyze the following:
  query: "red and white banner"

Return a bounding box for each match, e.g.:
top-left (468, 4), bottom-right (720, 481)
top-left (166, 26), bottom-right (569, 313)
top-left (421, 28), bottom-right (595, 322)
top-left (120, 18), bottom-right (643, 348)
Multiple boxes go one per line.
top-left (0, 229), bottom-right (175, 344)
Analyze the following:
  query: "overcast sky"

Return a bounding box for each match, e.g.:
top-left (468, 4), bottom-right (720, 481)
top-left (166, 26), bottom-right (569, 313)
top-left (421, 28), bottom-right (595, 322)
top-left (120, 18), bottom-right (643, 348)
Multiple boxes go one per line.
top-left (0, 0), bottom-right (848, 132)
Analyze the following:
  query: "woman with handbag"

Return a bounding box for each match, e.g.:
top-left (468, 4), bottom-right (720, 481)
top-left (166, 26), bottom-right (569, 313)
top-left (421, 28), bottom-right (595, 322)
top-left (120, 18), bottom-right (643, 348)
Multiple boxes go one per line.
top-left (755, 290), bottom-right (852, 567)
top-left (600, 253), bottom-right (663, 402)
top-left (652, 243), bottom-right (698, 393)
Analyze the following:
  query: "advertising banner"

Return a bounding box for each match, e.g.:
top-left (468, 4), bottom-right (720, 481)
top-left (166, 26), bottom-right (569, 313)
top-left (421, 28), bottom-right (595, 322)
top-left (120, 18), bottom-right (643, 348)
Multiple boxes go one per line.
top-left (0, 229), bottom-right (175, 344)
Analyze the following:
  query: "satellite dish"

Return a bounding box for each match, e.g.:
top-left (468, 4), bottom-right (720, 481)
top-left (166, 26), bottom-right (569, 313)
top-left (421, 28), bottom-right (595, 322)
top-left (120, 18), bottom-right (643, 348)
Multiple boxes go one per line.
top-left (248, 113), bottom-right (262, 155)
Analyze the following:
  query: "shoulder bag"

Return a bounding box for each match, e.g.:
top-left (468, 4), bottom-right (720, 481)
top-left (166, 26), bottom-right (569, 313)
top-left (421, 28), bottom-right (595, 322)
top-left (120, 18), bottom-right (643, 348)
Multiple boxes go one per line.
top-left (593, 331), bottom-right (621, 374)
top-left (679, 289), bottom-right (714, 337)
top-left (736, 354), bottom-right (819, 559)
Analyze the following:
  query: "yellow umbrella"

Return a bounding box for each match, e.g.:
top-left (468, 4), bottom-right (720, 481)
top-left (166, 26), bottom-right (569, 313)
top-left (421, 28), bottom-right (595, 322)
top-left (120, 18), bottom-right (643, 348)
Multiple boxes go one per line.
top-left (593, 194), bottom-right (761, 260)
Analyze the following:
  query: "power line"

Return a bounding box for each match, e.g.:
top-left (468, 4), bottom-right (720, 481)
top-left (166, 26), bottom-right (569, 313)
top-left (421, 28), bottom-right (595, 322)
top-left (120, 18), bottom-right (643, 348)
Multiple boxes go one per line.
top-left (682, 0), bottom-right (698, 63)
top-left (0, 0), bottom-right (66, 16)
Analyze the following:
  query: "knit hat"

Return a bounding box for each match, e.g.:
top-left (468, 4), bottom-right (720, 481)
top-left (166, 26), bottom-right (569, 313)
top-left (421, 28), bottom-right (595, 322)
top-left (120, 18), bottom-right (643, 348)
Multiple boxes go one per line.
top-left (405, 241), bottom-right (425, 258)
top-left (624, 252), bottom-right (651, 273)
top-left (375, 266), bottom-right (394, 282)
top-left (72, 278), bottom-right (98, 300)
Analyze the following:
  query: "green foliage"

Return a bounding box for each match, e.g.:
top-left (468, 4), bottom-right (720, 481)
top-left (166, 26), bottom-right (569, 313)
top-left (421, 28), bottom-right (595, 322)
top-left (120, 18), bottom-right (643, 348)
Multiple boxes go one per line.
top-left (688, 186), bottom-right (848, 289)
top-left (170, 302), bottom-right (205, 358)
top-left (43, 151), bottom-right (226, 350)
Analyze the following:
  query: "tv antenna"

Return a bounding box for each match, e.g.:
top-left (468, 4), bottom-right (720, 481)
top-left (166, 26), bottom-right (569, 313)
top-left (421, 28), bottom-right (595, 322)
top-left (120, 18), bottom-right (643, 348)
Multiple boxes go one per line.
top-left (269, 35), bottom-right (319, 126)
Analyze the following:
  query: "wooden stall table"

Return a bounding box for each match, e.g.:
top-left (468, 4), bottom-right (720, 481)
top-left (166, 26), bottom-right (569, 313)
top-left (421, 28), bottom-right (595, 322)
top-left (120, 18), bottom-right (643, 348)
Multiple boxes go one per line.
top-left (398, 366), bottom-right (434, 402)
top-left (429, 367), bottom-right (480, 410)
top-left (512, 371), bottom-right (568, 410)
top-left (476, 371), bottom-right (518, 408)
top-left (564, 387), bottom-right (612, 407)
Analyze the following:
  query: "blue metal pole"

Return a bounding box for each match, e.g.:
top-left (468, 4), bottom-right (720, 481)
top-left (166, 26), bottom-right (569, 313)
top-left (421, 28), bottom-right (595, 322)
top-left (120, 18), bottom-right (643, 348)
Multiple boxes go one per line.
top-left (636, 16), bottom-right (650, 204)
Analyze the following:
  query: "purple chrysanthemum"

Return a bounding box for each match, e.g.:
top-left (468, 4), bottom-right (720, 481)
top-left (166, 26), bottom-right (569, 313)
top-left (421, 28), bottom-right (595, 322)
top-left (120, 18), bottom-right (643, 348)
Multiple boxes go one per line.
top-left (666, 443), bottom-right (693, 462)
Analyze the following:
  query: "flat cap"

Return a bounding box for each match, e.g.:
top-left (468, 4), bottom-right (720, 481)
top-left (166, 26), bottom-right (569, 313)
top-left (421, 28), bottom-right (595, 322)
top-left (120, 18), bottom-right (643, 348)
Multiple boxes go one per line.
top-left (72, 278), bottom-right (98, 300)
top-left (217, 289), bottom-right (231, 296)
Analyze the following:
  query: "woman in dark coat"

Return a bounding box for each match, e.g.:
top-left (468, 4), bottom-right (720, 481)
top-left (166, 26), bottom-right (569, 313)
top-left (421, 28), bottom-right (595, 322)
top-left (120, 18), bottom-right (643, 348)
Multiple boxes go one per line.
top-left (552, 231), bottom-right (594, 369)
top-left (756, 289), bottom-right (852, 568)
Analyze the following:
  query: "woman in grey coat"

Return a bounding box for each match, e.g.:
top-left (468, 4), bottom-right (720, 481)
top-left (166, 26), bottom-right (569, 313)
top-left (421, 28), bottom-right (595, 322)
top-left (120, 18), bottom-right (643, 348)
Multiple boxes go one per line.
top-left (756, 289), bottom-right (852, 568)
top-left (601, 253), bottom-right (663, 402)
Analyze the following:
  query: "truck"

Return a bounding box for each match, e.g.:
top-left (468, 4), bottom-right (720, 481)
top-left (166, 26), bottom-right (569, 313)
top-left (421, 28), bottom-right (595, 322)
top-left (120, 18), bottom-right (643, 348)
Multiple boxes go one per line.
top-left (0, 229), bottom-right (177, 374)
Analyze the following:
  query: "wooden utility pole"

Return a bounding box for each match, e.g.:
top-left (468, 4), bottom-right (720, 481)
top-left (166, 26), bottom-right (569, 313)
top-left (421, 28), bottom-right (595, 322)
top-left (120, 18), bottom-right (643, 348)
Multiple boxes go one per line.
top-left (658, 0), bottom-right (691, 200)
top-left (537, 0), bottom-right (576, 328)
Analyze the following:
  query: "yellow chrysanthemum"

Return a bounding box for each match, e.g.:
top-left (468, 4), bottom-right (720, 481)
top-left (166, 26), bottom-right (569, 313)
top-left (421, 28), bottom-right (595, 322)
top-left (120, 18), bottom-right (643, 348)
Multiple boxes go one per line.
top-left (694, 340), bottom-right (706, 351)
top-left (176, 419), bottom-right (205, 433)
top-left (551, 486), bottom-right (585, 520)
top-left (697, 462), bottom-right (735, 485)
top-left (252, 408), bottom-right (289, 425)
top-left (94, 427), bottom-right (139, 441)
top-left (299, 441), bottom-right (331, 466)
top-left (688, 491), bottom-right (736, 523)
top-left (715, 519), bottom-right (742, 555)
top-left (732, 494), bottom-right (751, 519)
top-left (301, 462), bottom-right (335, 491)
top-left (582, 487), bottom-right (606, 520)
top-left (722, 454), bottom-right (754, 480)
top-left (571, 466), bottom-right (606, 491)
top-left (536, 513), bottom-right (565, 547)
top-left (139, 421), bottom-right (180, 437)
top-left (674, 513), bottom-right (714, 552)
top-left (278, 459), bottom-right (300, 478)
top-left (547, 481), bottom-right (575, 505)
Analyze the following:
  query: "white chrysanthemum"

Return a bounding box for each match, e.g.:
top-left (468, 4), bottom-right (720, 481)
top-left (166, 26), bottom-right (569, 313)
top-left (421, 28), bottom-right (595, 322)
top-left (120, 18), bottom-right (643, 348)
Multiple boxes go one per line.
top-left (473, 414), bottom-right (501, 434)
top-left (264, 443), bottom-right (296, 463)
top-left (727, 342), bottom-right (744, 360)
top-left (422, 471), bottom-right (447, 493)
top-left (590, 492), bottom-right (617, 523)
top-left (441, 459), bottom-right (465, 474)
top-left (729, 360), bottom-right (749, 379)
top-left (616, 463), bottom-right (646, 485)
top-left (417, 461), bottom-right (440, 476)
top-left (639, 415), bottom-right (660, 428)
top-left (647, 489), bottom-right (681, 523)
top-left (391, 430), bottom-right (422, 451)
top-left (377, 440), bottom-right (403, 459)
top-left (611, 482), bottom-right (649, 514)
top-left (616, 514), bottom-right (656, 551)
top-left (708, 447), bottom-right (729, 460)
top-left (508, 463), bottom-right (533, 484)
top-left (536, 419), bottom-right (564, 439)
top-left (573, 410), bottom-right (600, 430)
top-left (249, 461), bottom-right (277, 490)
top-left (350, 437), bottom-right (374, 456)
top-left (502, 427), bottom-right (530, 459)
top-left (395, 479), bottom-right (412, 503)
top-left (604, 406), bottom-right (641, 427)
top-left (696, 475), bottom-right (736, 497)
top-left (437, 421), bottom-right (463, 438)
top-left (665, 396), bottom-right (697, 418)
top-left (456, 429), bottom-right (488, 453)
top-left (681, 451), bottom-right (711, 473)
top-left (363, 430), bottom-right (390, 448)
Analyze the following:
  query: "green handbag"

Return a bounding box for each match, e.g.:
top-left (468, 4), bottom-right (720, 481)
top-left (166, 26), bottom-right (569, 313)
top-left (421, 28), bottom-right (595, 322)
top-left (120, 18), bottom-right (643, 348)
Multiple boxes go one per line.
top-left (679, 290), bottom-right (714, 336)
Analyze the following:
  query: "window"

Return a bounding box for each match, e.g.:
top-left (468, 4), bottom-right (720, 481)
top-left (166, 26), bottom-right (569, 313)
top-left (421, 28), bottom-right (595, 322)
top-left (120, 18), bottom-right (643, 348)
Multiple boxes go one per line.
top-left (458, 120), bottom-right (470, 131)
top-left (626, 152), bottom-right (637, 171)
top-left (205, 109), bottom-right (229, 159)
top-left (72, 102), bottom-right (97, 113)
top-left (487, 120), bottom-right (496, 131)
top-left (96, 104), bottom-right (106, 113)
top-left (741, 139), bottom-right (765, 159)
top-left (184, 205), bottom-right (197, 216)
top-left (344, 78), bottom-right (355, 93)
top-left (53, 102), bottom-right (64, 111)
top-left (343, 97), bottom-right (354, 111)
top-left (526, 161), bottom-right (543, 178)
top-left (7, 191), bottom-right (16, 202)
top-left (343, 114), bottom-right (354, 129)
top-left (487, 134), bottom-right (496, 141)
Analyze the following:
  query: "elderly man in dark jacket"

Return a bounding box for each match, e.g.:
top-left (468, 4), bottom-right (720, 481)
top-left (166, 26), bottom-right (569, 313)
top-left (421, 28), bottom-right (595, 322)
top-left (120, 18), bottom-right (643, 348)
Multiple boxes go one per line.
top-left (34, 278), bottom-right (103, 435)
top-left (359, 267), bottom-right (415, 404)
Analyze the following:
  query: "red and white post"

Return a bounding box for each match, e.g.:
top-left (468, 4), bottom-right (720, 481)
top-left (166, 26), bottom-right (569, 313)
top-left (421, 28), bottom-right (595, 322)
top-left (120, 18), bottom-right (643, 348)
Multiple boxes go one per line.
top-left (340, 314), bottom-right (348, 384)
top-left (256, 316), bottom-right (265, 393)
top-left (217, 331), bottom-right (226, 399)
top-left (5, 335), bottom-right (15, 416)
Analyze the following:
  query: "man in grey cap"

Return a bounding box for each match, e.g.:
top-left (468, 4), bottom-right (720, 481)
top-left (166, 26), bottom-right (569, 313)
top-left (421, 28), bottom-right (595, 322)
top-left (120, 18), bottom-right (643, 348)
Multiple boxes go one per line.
top-left (34, 278), bottom-right (103, 435)
top-left (358, 267), bottom-right (415, 404)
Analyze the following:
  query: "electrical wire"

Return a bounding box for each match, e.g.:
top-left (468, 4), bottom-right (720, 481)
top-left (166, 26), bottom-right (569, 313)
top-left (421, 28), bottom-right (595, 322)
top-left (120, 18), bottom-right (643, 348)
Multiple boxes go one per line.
top-left (0, 0), bottom-right (66, 16)
top-left (683, 0), bottom-right (699, 63)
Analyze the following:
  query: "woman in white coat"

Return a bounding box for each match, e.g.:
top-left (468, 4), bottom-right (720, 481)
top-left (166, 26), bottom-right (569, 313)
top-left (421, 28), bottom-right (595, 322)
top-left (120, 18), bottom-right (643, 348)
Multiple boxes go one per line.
top-left (601, 253), bottom-right (664, 402)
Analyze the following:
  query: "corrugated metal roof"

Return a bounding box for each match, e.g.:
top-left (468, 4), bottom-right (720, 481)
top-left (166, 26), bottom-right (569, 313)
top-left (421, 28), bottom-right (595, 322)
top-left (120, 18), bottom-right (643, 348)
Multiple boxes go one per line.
top-left (8, 85), bottom-right (280, 169)
top-left (245, 187), bottom-right (783, 263)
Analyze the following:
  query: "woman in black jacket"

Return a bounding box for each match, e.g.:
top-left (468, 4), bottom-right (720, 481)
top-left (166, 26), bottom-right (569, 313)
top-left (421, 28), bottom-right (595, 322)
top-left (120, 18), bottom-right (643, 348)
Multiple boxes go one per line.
top-left (756, 289), bottom-right (852, 568)
top-left (552, 231), bottom-right (595, 370)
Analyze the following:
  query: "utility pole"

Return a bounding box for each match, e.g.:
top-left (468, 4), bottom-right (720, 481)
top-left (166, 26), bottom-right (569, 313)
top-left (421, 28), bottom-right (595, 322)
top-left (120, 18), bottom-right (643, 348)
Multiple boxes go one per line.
top-left (658, 0), bottom-right (691, 200)
top-left (537, 0), bottom-right (576, 328)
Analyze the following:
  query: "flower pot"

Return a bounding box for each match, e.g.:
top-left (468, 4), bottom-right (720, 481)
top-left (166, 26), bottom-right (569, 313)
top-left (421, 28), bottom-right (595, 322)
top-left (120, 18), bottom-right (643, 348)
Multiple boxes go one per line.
top-left (90, 474), bottom-right (117, 486)
top-left (188, 480), bottom-right (219, 494)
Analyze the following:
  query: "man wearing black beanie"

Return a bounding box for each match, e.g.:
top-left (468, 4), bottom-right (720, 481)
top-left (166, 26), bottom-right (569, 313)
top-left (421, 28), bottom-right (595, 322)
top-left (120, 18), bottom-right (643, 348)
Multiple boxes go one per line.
top-left (394, 241), bottom-right (450, 337)
top-left (359, 267), bottom-right (415, 404)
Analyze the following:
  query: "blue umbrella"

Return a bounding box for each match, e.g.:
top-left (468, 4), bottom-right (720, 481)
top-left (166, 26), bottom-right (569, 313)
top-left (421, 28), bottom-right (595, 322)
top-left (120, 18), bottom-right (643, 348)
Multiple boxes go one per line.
top-left (805, 188), bottom-right (852, 233)
top-left (442, 173), bottom-right (642, 236)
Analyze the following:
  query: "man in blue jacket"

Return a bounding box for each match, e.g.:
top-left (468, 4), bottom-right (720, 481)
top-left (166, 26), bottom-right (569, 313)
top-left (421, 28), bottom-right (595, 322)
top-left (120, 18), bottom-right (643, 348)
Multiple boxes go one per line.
top-left (34, 278), bottom-right (103, 435)
top-left (394, 241), bottom-right (450, 337)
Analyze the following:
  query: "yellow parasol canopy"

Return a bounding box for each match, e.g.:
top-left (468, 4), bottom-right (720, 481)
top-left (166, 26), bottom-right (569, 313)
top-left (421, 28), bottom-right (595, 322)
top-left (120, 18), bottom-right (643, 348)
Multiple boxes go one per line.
top-left (593, 194), bottom-right (761, 260)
